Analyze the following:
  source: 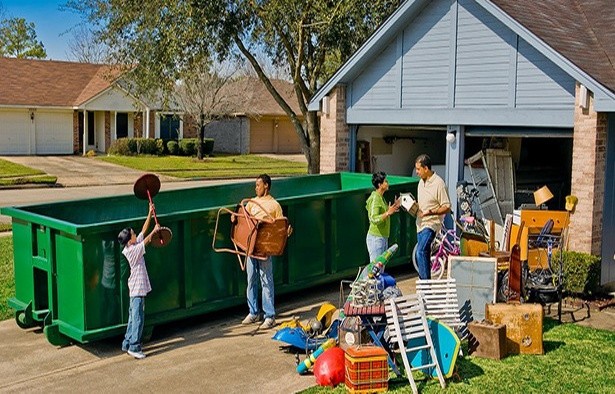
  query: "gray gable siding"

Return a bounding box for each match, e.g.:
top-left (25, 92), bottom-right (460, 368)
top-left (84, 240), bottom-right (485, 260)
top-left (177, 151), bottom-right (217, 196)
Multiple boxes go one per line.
top-left (345, 0), bottom-right (575, 127)
top-left (401, 0), bottom-right (452, 108)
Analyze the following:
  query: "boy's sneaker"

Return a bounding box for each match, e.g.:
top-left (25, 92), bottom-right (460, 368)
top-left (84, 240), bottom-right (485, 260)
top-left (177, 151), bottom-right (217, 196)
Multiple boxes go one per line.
top-left (259, 318), bottom-right (276, 330)
top-left (127, 350), bottom-right (146, 359)
top-left (241, 314), bottom-right (261, 324)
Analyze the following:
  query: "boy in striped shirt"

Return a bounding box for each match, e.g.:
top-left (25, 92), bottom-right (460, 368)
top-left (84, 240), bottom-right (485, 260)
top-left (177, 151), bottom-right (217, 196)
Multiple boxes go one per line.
top-left (117, 203), bottom-right (160, 359)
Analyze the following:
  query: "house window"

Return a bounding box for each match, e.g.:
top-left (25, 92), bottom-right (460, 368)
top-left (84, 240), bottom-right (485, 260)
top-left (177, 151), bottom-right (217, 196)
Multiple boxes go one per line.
top-left (160, 114), bottom-right (180, 140)
top-left (116, 113), bottom-right (128, 139)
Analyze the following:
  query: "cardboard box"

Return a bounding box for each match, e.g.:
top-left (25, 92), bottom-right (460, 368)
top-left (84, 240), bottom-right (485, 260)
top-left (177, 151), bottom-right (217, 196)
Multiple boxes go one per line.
top-left (468, 321), bottom-right (507, 359)
top-left (485, 302), bottom-right (544, 355)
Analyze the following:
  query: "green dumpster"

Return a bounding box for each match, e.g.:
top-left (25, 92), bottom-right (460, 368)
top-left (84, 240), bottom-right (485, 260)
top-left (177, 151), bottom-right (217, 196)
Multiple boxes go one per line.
top-left (1, 172), bottom-right (418, 345)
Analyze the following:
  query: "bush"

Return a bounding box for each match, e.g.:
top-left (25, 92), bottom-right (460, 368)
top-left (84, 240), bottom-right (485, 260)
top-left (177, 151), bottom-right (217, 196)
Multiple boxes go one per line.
top-left (155, 139), bottom-right (165, 155)
top-left (108, 138), bottom-right (133, 155)
top-left (204, 138), bottom-right (215, 156)
top-left (560, 250), bottom-right (601, 295)
top-left (167, 140), bottom-right (179, 155)
top-left (179, 138), bottom-right (197, 156)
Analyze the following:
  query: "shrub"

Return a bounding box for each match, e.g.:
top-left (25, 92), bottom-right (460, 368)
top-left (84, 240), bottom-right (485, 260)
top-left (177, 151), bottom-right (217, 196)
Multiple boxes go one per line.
top-left (155, 139), bottom-right (165, 155)
top-left (204, 138), bottom-right (215, 156)
top-left (560, 250), bottom-right (601, 295)
top-left (179, 138), bottom-right (197, 156)
top-left (85, 149), bottom-right (97, 157)
top-left (167, 140), bottom-right (179, 155)
top-left (108, 138), bottom-right (133, 155)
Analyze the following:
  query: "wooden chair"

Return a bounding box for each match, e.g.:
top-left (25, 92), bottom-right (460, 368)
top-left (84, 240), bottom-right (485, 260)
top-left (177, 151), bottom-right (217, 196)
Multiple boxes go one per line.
top-left (212, 198), bottom-right (289, 270)
top-left (385, 294), bottom-right (446, 394)
top-left (416, 278), bottom-right (466, 339)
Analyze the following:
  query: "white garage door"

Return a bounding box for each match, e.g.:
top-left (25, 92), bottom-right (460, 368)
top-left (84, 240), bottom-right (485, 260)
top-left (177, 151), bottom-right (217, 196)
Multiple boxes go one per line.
top-left (35, 111), bottom-right (73, 154)
top-left (0, 110), bottom-right (31, 155)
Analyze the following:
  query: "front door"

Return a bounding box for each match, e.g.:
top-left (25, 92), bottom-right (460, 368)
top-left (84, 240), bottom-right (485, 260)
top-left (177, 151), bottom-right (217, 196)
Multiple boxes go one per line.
top-left (116, 113), bottom-right (128, 139)
top-left (78, 112), bottom-right (96, 153)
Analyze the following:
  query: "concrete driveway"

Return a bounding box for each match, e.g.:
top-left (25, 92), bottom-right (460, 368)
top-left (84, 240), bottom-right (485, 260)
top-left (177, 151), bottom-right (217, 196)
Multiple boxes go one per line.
top-left (0, 156), bottom-right (177, 187)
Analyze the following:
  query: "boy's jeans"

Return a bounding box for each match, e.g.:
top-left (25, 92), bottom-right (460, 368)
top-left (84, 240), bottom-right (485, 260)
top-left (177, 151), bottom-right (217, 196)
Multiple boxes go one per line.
top-left (246, 256), bottom-right (275, 319)
top-left (122, 296), bottom-right (145, 352)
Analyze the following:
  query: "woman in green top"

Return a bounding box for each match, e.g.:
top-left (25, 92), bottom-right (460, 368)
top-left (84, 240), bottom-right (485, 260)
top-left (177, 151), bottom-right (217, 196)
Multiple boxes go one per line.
top-left (365, 171), bottom-right (400, 262)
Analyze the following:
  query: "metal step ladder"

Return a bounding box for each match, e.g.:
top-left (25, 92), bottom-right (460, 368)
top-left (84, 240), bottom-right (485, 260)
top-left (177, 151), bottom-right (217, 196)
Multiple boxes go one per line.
top-left (465, 150), bottom-right (504, 225)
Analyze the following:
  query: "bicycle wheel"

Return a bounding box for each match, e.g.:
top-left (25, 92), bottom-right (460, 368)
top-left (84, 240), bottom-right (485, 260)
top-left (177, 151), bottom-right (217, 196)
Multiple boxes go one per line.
top-left (431, 254), bottom-right (446, 279)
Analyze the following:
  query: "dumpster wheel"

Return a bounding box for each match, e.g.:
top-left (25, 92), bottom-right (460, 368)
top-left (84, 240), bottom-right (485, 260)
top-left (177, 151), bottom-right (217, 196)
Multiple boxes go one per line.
top-left (15, 310), bottom-right (36, 329)
top-left (44, 324), bottom-right (72, 347)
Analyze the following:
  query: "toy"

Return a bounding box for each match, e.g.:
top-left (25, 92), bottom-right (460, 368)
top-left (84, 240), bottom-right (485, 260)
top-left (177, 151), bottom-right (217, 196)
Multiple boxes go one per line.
top-left (314, 347), bottom-right (345, 387)
top-left (296, 338), bottom-right (336, 374)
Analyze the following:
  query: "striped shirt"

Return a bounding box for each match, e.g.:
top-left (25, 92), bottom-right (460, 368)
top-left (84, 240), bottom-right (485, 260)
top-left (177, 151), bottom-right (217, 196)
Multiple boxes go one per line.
top-left (122, 232), bottom-right (152, 297)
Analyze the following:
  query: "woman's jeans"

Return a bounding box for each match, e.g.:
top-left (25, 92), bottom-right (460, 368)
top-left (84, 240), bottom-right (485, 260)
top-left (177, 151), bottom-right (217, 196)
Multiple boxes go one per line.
top-left (366, 233), bottom-right (388, 262)
top-left (416, 228), bottom-right (436, 279)
top-left (122, 296), bottom-right (145, 352)
top-left (246, 256), bottom-right (275, 319)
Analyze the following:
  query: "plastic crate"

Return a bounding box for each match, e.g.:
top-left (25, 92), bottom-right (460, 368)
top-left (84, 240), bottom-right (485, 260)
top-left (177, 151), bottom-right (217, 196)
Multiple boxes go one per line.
top-left (345, 345), bottom-right (388, 393)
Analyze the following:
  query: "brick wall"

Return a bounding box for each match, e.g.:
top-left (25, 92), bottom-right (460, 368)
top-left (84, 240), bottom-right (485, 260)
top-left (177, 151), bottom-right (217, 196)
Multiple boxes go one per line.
top-left (149, 110), bottom-right (156, 137)
top-left (568, 83), bottom-right (607, 254)
top-left (319, 85), bottom-right (350, 173)
top-left (73, 111), bottom-right (80, 154)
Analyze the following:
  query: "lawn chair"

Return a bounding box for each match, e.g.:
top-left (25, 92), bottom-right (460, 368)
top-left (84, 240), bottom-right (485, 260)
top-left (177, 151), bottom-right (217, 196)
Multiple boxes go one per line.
top-left (416, 278), bottom-right (467, 339)
top-left (385, 294), bottom-right (446, 394)
top-left (212, 198), bottom-right (289, 270)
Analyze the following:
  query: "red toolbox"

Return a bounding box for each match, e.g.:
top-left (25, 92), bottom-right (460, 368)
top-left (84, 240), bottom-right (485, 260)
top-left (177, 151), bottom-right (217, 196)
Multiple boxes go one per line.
top-left (344, 345), bottom-right (388, 393)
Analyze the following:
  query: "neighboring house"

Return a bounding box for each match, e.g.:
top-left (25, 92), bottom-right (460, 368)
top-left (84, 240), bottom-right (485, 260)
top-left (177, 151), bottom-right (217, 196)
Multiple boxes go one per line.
top-left (195, 78), bottom-right (303, 154)
top-left (0, 57), bottom-right (181, 155)
top-left (308, 0), bottom-right (615, 286)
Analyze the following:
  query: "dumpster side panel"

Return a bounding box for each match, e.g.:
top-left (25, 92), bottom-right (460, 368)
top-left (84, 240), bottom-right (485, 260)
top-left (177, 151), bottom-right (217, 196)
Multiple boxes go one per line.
top-left (55, 233), bottom-right (86, 332)
top-left (285, 199), bottom-right (327, 283)
top-left (190, 213), bottom-right (242, 307)
top-left (10, 220), bottom-right (42, 317)
top-left (332, 193), bottom-right (370, 272)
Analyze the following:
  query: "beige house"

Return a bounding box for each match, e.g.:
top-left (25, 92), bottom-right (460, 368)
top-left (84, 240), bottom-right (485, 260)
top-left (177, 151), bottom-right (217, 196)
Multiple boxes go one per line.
top-left (194, 78), bottom-right (304, 154)
top-left (0, 57), bottom-right (178, 155)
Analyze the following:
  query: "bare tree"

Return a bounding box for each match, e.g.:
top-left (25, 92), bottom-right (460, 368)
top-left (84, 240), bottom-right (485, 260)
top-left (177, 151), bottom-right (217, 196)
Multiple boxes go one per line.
top-left (65, 25), bottom-right (109, 63)
top-left (175, 62), bottom-right (254, 160)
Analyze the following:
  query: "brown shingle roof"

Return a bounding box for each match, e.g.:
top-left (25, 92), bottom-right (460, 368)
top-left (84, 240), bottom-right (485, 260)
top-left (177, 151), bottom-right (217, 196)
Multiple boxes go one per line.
top-left (227, 78), bottom-right (302, 116)
top-left (490, 0), bottom-right (615, 94)
top-left (0, 57), bottom-right (120, 107)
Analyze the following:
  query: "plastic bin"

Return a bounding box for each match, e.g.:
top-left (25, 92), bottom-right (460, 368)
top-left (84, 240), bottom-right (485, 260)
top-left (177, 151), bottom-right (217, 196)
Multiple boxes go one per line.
top-left (1, 172), bottom-right (418, 345)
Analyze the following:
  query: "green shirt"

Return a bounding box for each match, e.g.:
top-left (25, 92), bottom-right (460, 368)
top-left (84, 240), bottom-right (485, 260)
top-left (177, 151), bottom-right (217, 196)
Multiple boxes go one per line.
top-left (366, 190), bottom-right (390, 238)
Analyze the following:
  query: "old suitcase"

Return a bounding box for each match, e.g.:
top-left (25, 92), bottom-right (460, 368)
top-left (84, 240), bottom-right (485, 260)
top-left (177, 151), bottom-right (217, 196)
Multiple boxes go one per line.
top-left (467, 321), bottom-right (507, 359)
top-left (344, 345), bottom-right (388, 393)
top-left (485, 303), bottom-right (544, 355)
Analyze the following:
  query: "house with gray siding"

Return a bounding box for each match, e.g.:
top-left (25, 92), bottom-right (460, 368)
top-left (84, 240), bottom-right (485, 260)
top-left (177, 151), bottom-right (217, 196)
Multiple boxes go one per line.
top-left (309, 0), bottom-right (615, 287)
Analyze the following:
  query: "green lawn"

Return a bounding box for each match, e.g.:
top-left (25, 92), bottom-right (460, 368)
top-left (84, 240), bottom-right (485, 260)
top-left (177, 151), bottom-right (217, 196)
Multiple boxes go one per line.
top-left (0, 158), bottom-right (57, 186)
top-left (99, 154), bottom-right (308, 178)
top-left (0, 237), bottom-right (14, 321)
top-left (300, 319), bottom-right (615, 394)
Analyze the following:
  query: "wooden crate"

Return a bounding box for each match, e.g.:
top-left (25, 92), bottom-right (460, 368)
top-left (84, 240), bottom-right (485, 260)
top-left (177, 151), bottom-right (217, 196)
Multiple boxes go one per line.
top-left (468, 321), bottom-right (507, 359)
top-left (485, 303), bottom-right (544, 355)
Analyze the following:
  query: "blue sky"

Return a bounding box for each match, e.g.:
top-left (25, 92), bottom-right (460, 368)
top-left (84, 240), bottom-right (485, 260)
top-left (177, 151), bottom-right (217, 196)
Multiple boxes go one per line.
top-left (2, 0), bottom-right (85, 60)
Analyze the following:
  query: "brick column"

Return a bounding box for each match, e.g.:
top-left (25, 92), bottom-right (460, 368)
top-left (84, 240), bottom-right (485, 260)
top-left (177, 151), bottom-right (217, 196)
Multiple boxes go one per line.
top-left (319, 85), bottom-right (350, 173)
top-left (149, 110), bottom-right (156, 138)
top-left (568, 83), bottom-right (607, 254)
top-left (104, 111), bottom-right (111, 152)
top-left (73, 111), bottom-right (80, 154)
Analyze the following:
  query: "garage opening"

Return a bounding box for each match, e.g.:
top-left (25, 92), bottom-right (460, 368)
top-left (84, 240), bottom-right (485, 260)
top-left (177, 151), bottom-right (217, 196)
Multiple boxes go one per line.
top-left (463, 134), bottom-right (573, 211)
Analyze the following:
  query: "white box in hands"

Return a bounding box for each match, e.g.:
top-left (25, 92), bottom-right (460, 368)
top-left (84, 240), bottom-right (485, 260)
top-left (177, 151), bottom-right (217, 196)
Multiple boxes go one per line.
top-left (400, 192), bottom-right (419, 216)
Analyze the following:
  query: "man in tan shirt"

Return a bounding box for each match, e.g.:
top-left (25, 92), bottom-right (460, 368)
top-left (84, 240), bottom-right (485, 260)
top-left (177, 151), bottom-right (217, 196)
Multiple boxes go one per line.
top-left (242, 174), bottom-right (283, 329)
top-left (415, 154), bottom-right (451, 279)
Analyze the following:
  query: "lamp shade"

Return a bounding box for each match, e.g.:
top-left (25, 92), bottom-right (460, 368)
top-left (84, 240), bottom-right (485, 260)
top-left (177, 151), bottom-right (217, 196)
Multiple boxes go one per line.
top-left (534, 186), bottom-right (554, 206)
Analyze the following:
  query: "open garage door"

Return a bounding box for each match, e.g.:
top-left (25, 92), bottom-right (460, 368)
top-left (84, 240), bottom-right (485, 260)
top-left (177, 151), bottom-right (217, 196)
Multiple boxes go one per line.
top-left (35, 111), bottom-right (73, 154)
top-left (0, 110), bottom-right (31, 155)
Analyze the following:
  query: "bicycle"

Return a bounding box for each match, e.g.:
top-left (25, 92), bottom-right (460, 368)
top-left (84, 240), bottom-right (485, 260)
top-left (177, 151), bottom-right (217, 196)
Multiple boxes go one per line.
top-left (412, 222), bottom-right (461, 279)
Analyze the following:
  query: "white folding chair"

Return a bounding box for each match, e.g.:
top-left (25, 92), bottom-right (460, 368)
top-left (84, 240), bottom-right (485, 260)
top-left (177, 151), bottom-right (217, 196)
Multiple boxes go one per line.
top-left (416, 278), bottom-right (467, 339)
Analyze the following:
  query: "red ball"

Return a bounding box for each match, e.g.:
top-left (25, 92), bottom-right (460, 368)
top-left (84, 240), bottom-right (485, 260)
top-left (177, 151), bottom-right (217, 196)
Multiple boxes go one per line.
top-left (313, 347), bottom-right (345, 387)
